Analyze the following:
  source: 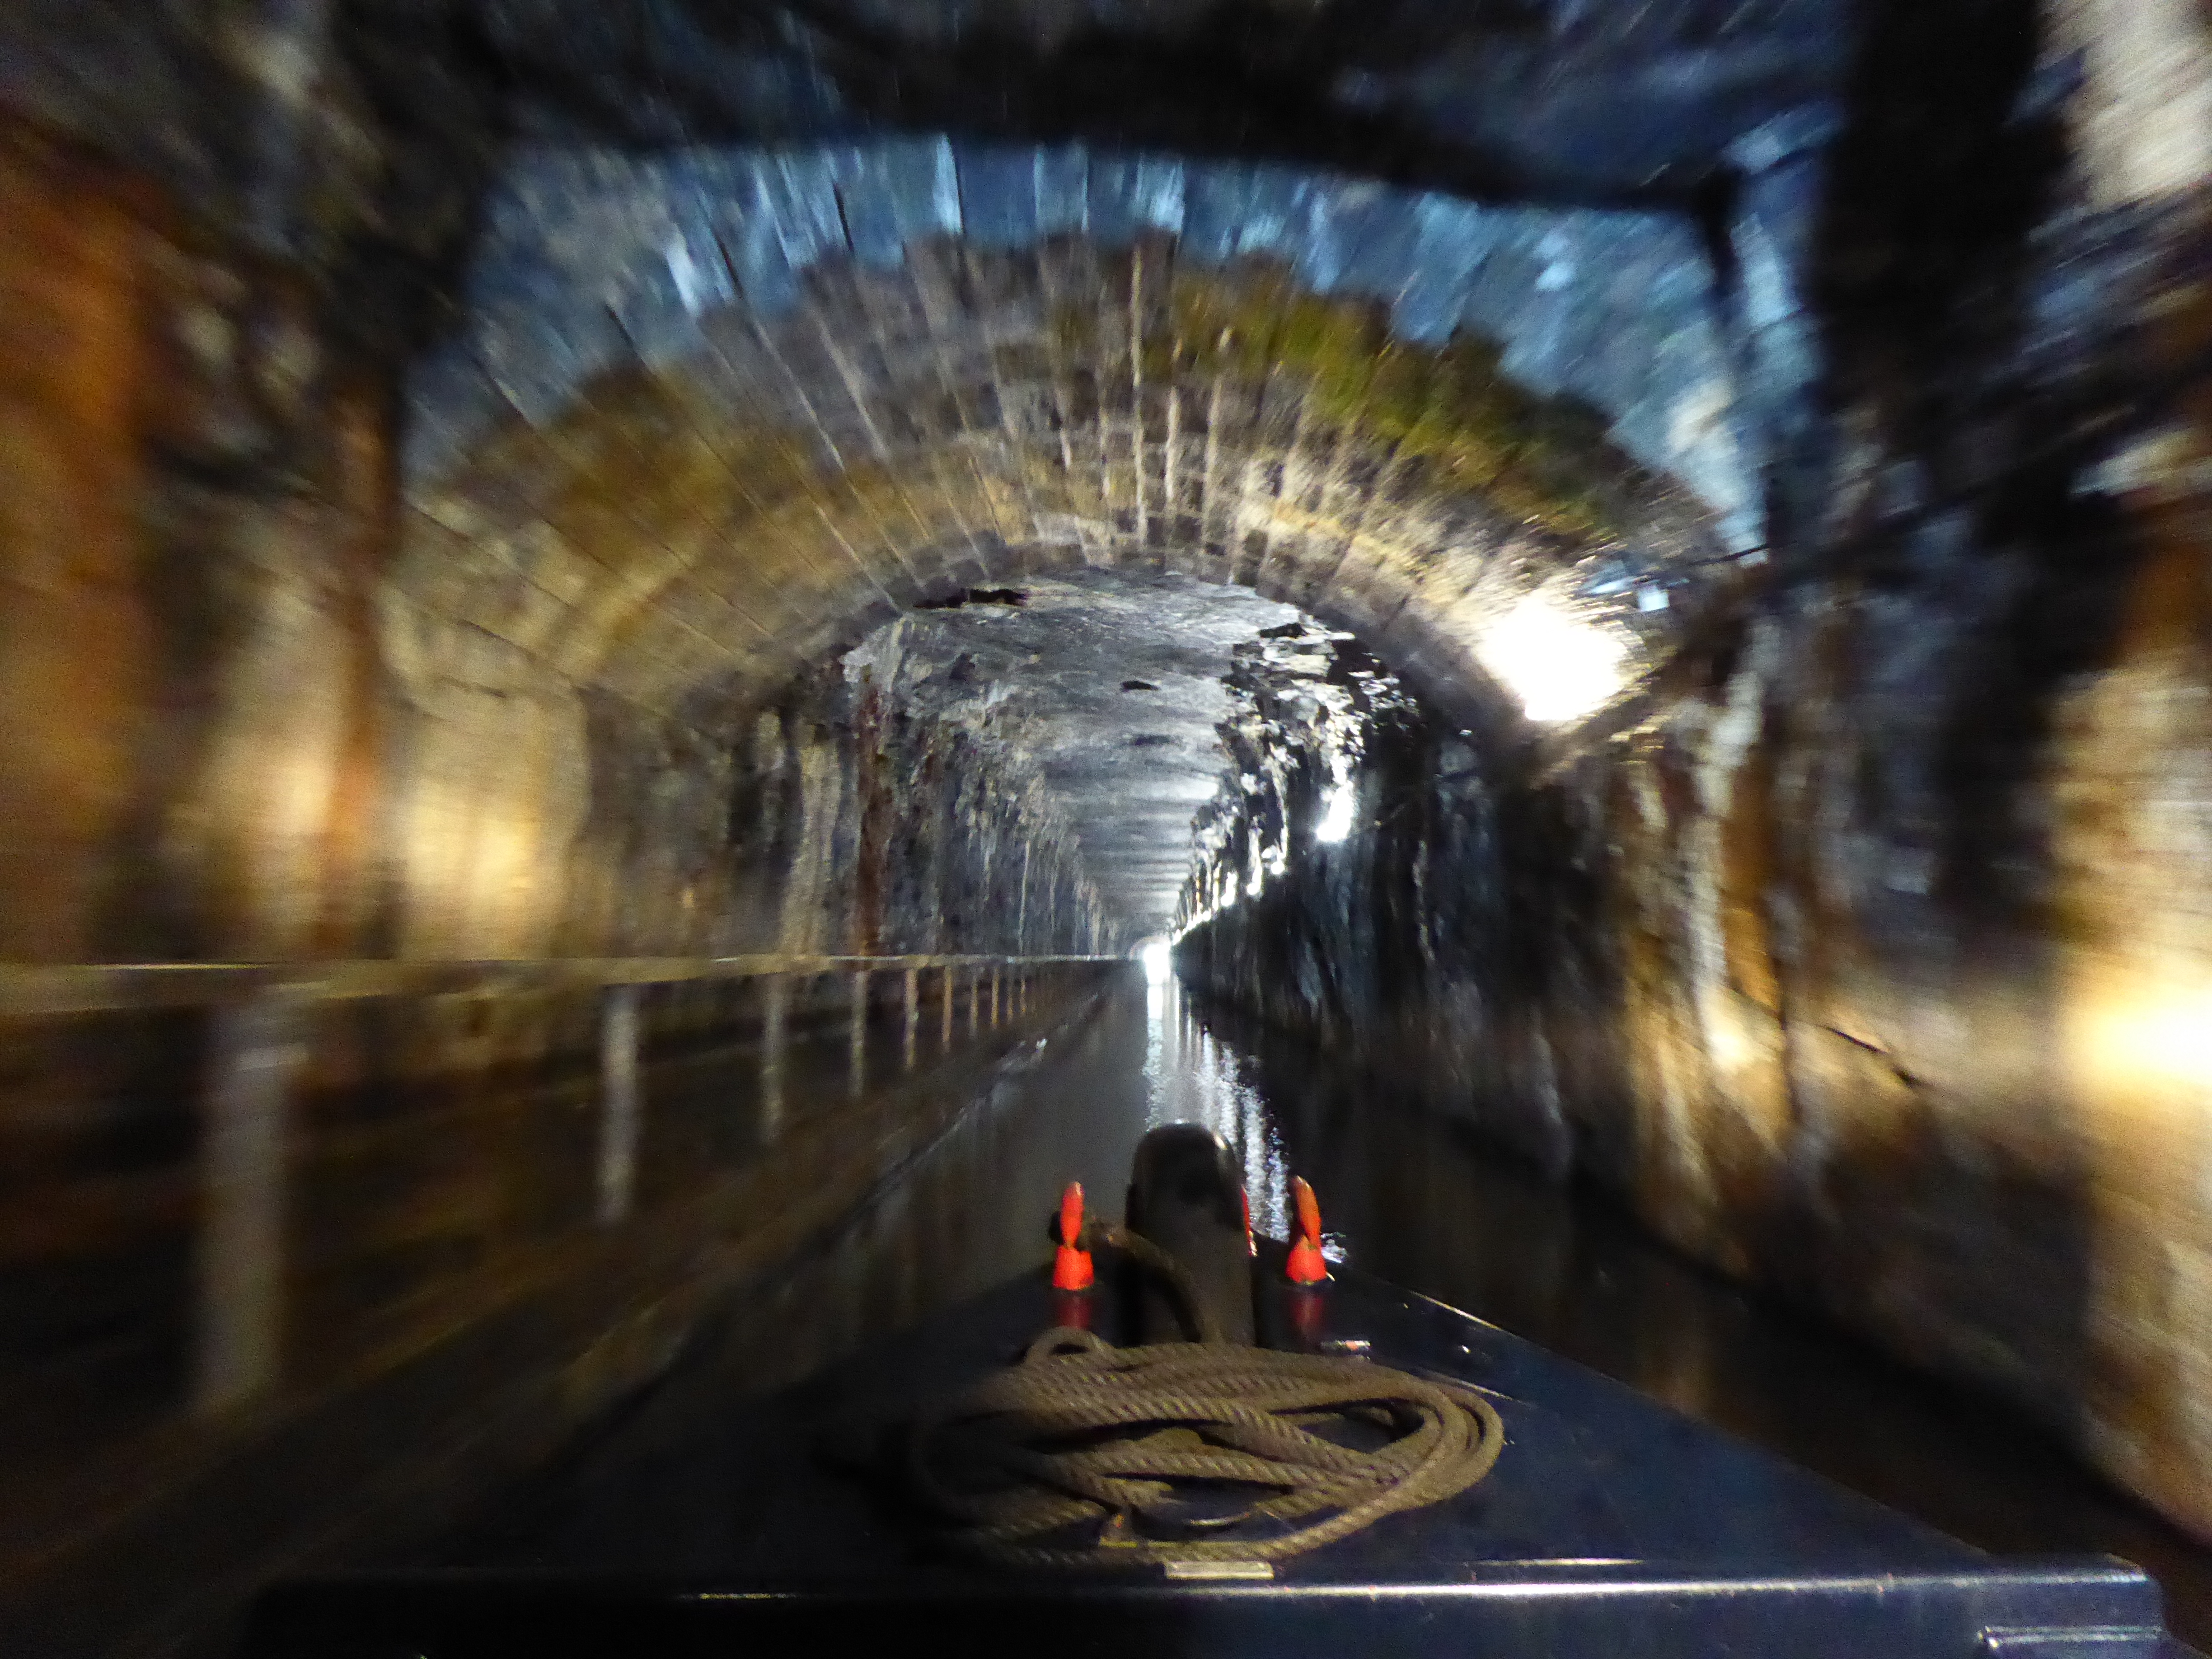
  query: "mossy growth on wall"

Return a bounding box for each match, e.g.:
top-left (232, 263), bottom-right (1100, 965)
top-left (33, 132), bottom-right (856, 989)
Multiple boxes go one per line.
top-left (1057, 260), bottom-right (1630, 543)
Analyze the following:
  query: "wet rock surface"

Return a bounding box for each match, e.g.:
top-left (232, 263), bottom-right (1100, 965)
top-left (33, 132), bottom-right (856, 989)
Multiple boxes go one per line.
top-left (845, 567), bottom-right (1305, 937)
top-left (1176, 66), bottom-right (2212, 1551)
top-left (11, 0), bottom-right (2212, 1648)
top-left (3, 1), bottom-right (1854, 274)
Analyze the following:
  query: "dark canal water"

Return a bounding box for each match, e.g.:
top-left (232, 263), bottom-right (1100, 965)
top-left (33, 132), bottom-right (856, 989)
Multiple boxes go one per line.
top-left (453, 966), bottom-right (2212, 1650)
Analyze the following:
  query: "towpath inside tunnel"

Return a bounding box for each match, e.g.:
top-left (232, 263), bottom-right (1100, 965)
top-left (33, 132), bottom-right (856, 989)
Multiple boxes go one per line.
top-left (426, 966), bottom-right (2212, 1651)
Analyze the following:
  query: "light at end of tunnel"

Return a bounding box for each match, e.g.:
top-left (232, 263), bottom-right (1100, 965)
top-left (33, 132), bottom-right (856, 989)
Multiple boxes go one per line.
top-left (1316, 784), bottom-right (1356, 844)
top-left (1480, 593), bottom-right (1628, 724)
top-left (1141, 940), bottom-right (1173, 985)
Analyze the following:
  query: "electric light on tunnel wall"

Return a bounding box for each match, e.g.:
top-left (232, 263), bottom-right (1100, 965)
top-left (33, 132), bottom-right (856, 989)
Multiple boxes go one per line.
top-left (1316, 784), bottom-right (1356, 844)
top-left (1478, 593), bottom-right (1629, 724)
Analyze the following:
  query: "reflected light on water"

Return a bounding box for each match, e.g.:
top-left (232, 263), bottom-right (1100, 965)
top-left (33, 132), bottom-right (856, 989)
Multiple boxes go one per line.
top-left (1142, 970), bottom-right (1292, 1240)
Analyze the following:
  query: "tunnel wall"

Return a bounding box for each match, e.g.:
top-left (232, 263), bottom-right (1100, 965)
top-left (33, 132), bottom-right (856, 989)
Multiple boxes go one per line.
top-left (1178, 162), bottom-right (2212, 1542)
top-left (1180, 498), bottom-right (2212, 1538)
top-left (0, 117), bottom-right (1123, 1658)
top-left (1174, 659), bottom-right (1593, 1179)
top-left (0, 124), bottom-right (1109, 966)
top-left (377, 648), bottom-right (1110, 960)
top-left (0, 119), bottom-right (392, 965)
top-left (1580, 524), bottom-right (2212, 1539)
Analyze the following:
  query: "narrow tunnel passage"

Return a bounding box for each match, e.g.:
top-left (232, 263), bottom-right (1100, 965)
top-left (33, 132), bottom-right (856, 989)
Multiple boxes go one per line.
top-left (9, 0), bottom-right (2212, 1654)
top-left (415, 968), bottom-right (2212, 1646)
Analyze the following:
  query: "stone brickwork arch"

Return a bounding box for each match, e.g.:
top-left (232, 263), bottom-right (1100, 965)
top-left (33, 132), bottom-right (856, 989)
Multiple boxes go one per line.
top-left (395, 139), bottom-right (1757, 734)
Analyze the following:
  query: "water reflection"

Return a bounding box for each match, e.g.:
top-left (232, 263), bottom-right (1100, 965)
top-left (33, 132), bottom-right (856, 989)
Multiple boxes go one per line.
top-left (1167, 984), bottom-right (2212, 1653)
top-left (1143, 970), bottom-right (1291, 1240)
top-left (452, 969), bottom-right (2212, 1650)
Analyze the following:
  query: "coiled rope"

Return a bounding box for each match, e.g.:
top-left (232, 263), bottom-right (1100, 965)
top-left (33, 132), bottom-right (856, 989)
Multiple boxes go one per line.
top-left (898, 1227), bottom-right (1507, 1570)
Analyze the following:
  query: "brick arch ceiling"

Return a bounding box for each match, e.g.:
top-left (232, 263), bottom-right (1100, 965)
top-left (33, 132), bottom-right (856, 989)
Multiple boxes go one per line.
top-left (396, 139), bottom-right (1760, 732)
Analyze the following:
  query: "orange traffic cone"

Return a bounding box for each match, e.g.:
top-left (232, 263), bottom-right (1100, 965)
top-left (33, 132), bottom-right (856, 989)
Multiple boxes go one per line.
top-left (1286, 1176), bottom-right (1329, 1285)
top-left (1052, 1181), bottom-right (1095, 1291)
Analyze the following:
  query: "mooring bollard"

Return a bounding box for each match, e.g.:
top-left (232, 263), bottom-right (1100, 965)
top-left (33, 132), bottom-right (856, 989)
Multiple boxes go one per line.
top-left (193, 993), bottom-right (301, 1414)
top-left (597, 984), bottom-right (642, 1226)
top-left (761, 975), bottom-right (788, 1146)
top-left (848, 969), bottom-right (869, 1098)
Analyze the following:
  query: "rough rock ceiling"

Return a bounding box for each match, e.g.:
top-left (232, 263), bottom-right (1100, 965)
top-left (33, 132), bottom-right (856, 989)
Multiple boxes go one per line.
top-left (844, 567), bottom-right (1316, 936)
top-left (3, 0), bottom-right (1853, 287)
top-left (466, 0), bottom-right (1850, 199)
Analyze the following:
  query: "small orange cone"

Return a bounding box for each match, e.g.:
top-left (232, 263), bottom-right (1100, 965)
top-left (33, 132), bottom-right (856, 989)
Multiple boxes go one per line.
top-left (1052, 1181), bottom-right (1095, 1291)
top-left (1286, 1176), bottom-right (1329, 1285)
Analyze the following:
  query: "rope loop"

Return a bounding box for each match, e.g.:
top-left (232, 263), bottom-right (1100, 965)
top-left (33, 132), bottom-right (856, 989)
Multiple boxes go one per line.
top-left (897, 1233), bottom-right (1506, 1569)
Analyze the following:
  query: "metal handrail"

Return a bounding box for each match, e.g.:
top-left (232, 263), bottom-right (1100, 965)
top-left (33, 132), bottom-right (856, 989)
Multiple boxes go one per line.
top-left (3, 950), bottom-right (1123, 1413)
top-left (0, 953), bottom-right (1125, 1018)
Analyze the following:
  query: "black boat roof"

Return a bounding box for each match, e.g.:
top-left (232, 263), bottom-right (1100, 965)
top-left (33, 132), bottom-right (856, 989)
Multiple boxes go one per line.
top-left (250, 1252), bottom-right (2184, 1657)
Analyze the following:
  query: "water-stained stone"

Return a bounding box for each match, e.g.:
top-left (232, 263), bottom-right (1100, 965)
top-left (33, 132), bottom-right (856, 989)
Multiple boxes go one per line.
top-left (844, 567), bottom-right (1316, 937)
top-left (12, 0), bottom-right (2212, 1642)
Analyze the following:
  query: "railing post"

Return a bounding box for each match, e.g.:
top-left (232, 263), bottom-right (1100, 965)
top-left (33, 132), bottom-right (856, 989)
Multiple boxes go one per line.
top-left (940, 966), bottom-right (954, 1048)
top-left (903, 968), bottom-right (919, 1072)
top-left (597, 984), bottom-right (642, 1226)
top-left (848, 969), bottom-right (869, 1098)
top-left (967, 967), bottom-right (980, 1038)
top-left (761, 975), bottom-right (787, 1144)
top-left (193, 993), bottom-right (300, 1415)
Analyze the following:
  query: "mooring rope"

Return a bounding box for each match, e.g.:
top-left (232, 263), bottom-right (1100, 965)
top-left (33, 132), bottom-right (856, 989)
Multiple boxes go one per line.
top-left (896, 1228), bottom-right (1507, 1570)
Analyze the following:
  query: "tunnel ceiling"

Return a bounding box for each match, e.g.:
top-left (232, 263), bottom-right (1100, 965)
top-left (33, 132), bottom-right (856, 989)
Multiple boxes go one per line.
top-left (8, 0), bottom-right (1855, 262)
top-left (844, 567), bottom-right (1322, 936)
top-left (458, 0), bottom-right (1852, 203)
top-left (4, 0), bottom-right (1856, 960)
top-left (394, 139), bottom-right (1762, 773)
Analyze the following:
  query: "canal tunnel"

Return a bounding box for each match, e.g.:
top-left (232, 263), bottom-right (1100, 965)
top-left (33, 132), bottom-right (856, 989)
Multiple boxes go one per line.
top-left (7, 0), bottom-right (2212, 1652)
